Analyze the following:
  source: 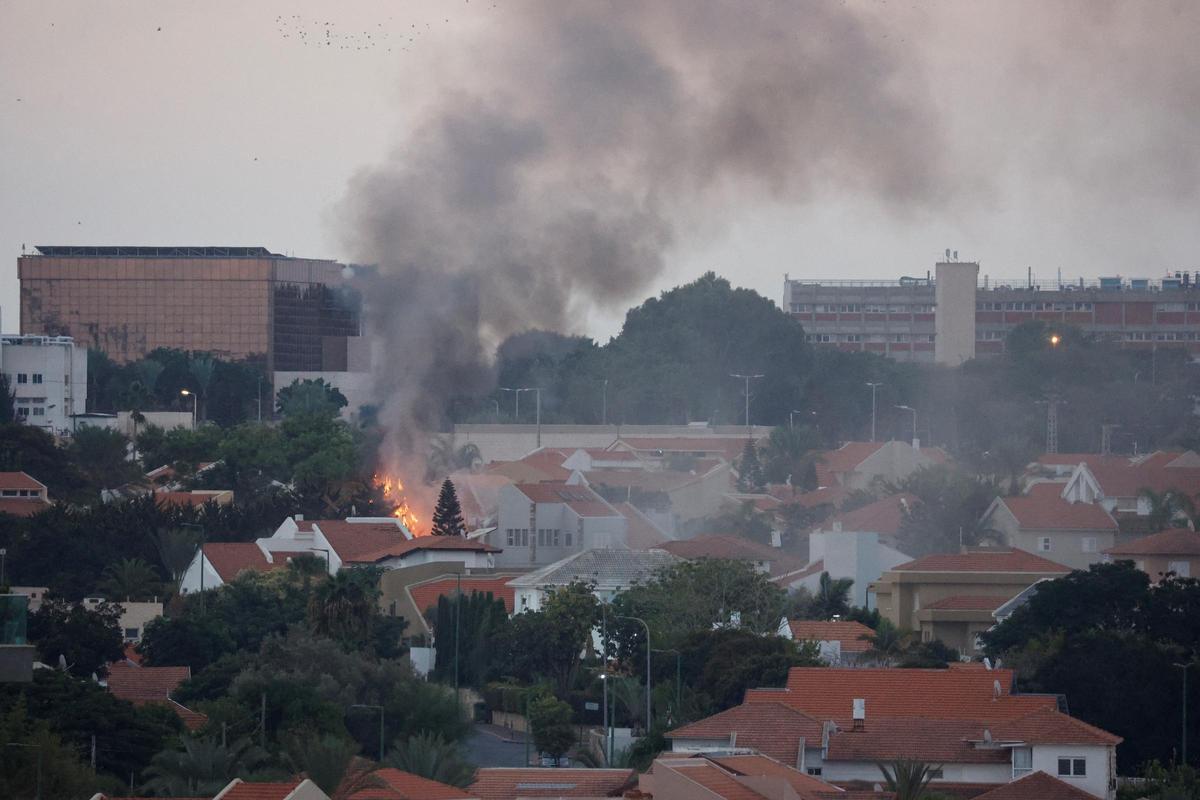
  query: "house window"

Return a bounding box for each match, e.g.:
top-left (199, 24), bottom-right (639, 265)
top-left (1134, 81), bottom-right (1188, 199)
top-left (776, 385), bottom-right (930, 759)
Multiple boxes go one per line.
top-left (564, 529), bottom-right (573, 547)
top-left (806, 768), bottom-right (822, 777)
top-left (1039, 537), bottom-right (1052, 552)
top-left (16, 407), bottom-right (28, 417)
top-left (1168, 560), bottom-right (1191, 578)
top-left (520, 529), bottom-right (530, 546)
top-left (32, 374), bottom-right (43, 384)
top-left (1082, 537), bottom-right (1097, 553)
top-left (1013, 747), bottom-right (1033, 777)
top-left (551, 529), bottom-right (561, 546)
top-left (922, 628), bottom-right (932, 642)
top-left (506, 529), bottom-right (516, 546)
top-left (124, 627), bottom-right (140, 640)
top-left (32, 408), bottom-right (44, 417)
top-left (538, 529), bottom-right (547, 546)
top-left (389, 601), bottom-right (397, 617)
top-left (16, 373), bottom-right (27, 384)
top-left (1058, 758), bottom-right (1086, 777)
top-left (927, 768), bottom-right (944, 779)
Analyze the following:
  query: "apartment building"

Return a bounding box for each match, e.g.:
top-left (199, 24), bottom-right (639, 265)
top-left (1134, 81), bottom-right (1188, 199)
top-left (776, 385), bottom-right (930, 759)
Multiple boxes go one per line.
top-left (0, 334), bottom-right (87, 433)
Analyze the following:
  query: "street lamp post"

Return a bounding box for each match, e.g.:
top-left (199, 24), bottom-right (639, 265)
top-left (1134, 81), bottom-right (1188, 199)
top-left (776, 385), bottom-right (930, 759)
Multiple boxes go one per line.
top-left (866, 382), bottom-right (884, 442)
top-left (180, 389), bottom-right (197, 430)
top-left (349, 704), bottom-right (385, 761)
top-left (896, 404), bottom-right (918, 448)
top-left (0, 547), bottom-right (6, 586)
top-left (499, 387), bottom-right (521, 421)
top-left (730, 374), bottom-right (765, 432)
top-left (1174, 661), bottom-right (1194, 766)
top-left (615, 615), bottom-right (652, 732)
top-left (653, 648), bottom-right (682, 718)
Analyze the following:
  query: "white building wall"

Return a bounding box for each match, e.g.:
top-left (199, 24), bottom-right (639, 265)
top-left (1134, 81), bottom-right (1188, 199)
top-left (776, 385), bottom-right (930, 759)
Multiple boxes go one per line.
top-left (1, 335), bottom-right (87, 434)
top-left (1030, 744), bottom-right (1113, 799)
top-left (808, 531), bottom-right (909, 608)
top-left (178, 550), bottom-right (227, 595)
top-left (934, 261), bottom-right (979, 366)
top-left (820, 760), bottom-right (1010, 784)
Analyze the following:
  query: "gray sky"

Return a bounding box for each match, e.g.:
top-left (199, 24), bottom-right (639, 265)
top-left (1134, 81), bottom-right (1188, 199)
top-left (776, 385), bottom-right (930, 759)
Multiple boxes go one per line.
top-left (3, 0), bottom-right (1199, 341)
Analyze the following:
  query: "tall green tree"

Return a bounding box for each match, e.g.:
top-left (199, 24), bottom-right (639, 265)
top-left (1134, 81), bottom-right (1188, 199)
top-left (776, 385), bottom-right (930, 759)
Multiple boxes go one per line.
top-left (386, 732), bottom-right (477, 787)
top-left (27, 597), bottom-right (124, 678)
top-left (794, 572), bottom-right (854, 620)
top-left (99, 557), bottom-right (162, 601)
top-left (878, 759), bottom-right (941, 800)
top-left (277, 378), bottom-right (348, 419)
top-left (140, 736), bottom-right (268, 796)
top-left (736, 439), bottom-right (765, 493)
top-left (431, 479), bottom-right (467, 537)
top-left (529, 694), bottom-right (576, 762)
top-left (307, 570), bottom-right (381, 647)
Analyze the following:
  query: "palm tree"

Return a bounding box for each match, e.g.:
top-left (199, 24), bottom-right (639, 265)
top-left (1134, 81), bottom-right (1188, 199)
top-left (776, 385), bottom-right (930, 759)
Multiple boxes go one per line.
top-left (865, 618), bottom-right (913, 662)
top-left (308, 571), bottom-right (378, 643)
top-left (284, 732), bottom-right (372, 797)
top-left (761, 424), bottom-right (822, 487)
top-left (288, 552), bottom-right (328, 592)
top-left (154, 528), bottom-right (202, 586)
top-left (188, 355), bottom-right (215, 421)
top-left (99, 557), bottom-right (161, 601)
top-left (1139, 488), bottom-right (1189, 532)
top-left (878, 759), bottom-right (941, 800)
top-left (810, 572), bottom-right (854, 619)
top-left (386, 732), bottom-right (477, 787)
top-left (140, 736), bottom-right (267, 795)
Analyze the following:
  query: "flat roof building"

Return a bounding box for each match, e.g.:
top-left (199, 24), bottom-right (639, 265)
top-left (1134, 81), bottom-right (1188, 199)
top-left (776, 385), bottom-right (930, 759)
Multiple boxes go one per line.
top-left (19, 245), bottom-right (361, 373)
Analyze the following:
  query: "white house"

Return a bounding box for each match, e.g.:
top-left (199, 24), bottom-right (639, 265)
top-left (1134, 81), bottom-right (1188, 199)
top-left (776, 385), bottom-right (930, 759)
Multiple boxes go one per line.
top-left (506, 548), bottom-right (679, 612)
top-left (0, 334), bottom-right (87, 434)
top-left (488, 475), bottom-right (629, 569)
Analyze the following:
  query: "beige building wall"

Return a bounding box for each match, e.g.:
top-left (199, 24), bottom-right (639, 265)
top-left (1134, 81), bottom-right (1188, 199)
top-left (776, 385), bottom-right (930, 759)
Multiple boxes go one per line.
top-left (934, 261), bottom-right (979, 365)
top-left (873, 571), bottom-right (1065, 631)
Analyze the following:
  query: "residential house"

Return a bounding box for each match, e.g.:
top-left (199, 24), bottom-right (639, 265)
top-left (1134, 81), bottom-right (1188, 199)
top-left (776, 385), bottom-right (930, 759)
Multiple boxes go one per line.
top-left (467, 767), bottom-right (636, 800)
top-left (1059, 450), bottom-right (1200, 533)
top-left (350, 767), bottom-right (479, 800)
top-left (82, 597), bottom-right (162, 643)
top-left (105, 661), bottom-right (207, 730)
top-left (814, 441), bottom-right (946, 491)
top-left (608, 436), bottom-right (752, 464)
top-left (488, 479), bottom-right (629, 568)
top-left (981, 483), bottom-right (1119, 569)
top-left (640, 753), bottom-right (838, 800)
top-left (971, 771), bottom-right (1104, 800)
top-left (379, 567), bottom-right (520, 637)
top-left (659, 535), bottom-right (810, 589)
top-left (870, 550), bottom-right (1070, 654)
top-left (669, 665), bottom-right (1120, 799)
top-left (179, 542), bottom-right (311, 594)
top-left (7, 587), bottom-right (48, 611)
top-left (90, 778), bottom-right (330, 800)
top-left (1104, 528), bottom-right (1200, 580)
top-left (448, 471), bottom-right (513, 529)
top-left (0, 472), bottom-right (51, 517)
top-left (803, 494), bottom-right (915, 606)
top-left (777, 619), bottom-right (875, 664)
top-left (586, 458), bottom-right (732, 526)
top-left (506, 548), bottom-right (679, 611)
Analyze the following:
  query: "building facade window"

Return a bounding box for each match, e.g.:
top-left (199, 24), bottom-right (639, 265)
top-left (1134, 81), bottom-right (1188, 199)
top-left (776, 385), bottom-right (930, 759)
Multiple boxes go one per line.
top-left (1058, 758), bottom-right (1086, 777)
top-left (31, 374), bottom-right (43, 384)
top-left (1039, 537), bottom-right (1052, 552)
top-left (1082, 537), bottom-right (1097, 553)
top-left (1013, 747), bottom-right (1033, 777)
top-left (16, 373), bottom-right (27, 384)
top-left (1168, 560), bottom-right (1191, 577)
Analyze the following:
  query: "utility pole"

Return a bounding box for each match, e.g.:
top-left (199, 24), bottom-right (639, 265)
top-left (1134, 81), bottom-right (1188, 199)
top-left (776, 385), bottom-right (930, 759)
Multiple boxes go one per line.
top-left (896, 405), bottom-right (918, 449)
top-left (865, 382), bottom-right (883, 442)
top-left (500, 387), bottom-right (521, 421)
top-left (616, 615), bottom-right (652, 732)
top-left (730, 373), bottom-right (765, 432)
top-left (1038, 397), bottom-right (1064, 454)
top-left (260, 692), bottom-right (267, 748)
top-left (91, 734), bottom-right (96, 772)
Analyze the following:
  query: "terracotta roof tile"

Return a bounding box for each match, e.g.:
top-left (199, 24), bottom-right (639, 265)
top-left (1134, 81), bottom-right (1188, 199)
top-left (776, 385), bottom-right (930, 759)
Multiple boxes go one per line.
top-left (107, 662), bottom-right (190, 702)
top-left (1086, 456), bottom-right (1200, 501)
top-left (668, 763), bottom-right (769, 800)
top-left (314, 520), bottom-right (412, 562)
top-left (991, 706), bottom-right (1122, 746)
top-left (659, 535), bottom-right (806, 579)
top-left (1105, 527), bottom-right (1200, 556)
top-left (0, 498), bottom-right (51, 517)
top-left (468, 768), bottom-right (635, 800)
top-left (998, 492), bottom-right (1117, 531)
top-left (766, 485), bottom-right (850, 509)
top-left (892, 549), bottom-right (1070, 574)
top-left (362, 768), bottom-right (477, 800)
top-left (513, 482), bottom-right (618, 517)
top-left (824, 718), bottom-right (1010, 764)
top-left (220, 781), bottom-right (308, 800)
top-left (703, 754), bottom-right (835, 797)
top-left (202, 543), bottom-right (275, 582)
top-left (585, 466), bottom-right (721, 493)
top-left (667, 702), bottom-right (823, 762)
top-left (350, 535), bottom-right (499, 564)
top-left (616, 437), bottom-right (749, 461)
top-left (0, 471), bottom-right (46, 490)
top-left (817, 443), bottom-right (887, 480)
top-left (787, 620), bottom-right (875, 653)
top-left (408, 575), bottom-right (518, 616)
top-left (923, 596), bottom-right (1012, 612)
top-left (822, 495), bottom-right (915, 536)
top-left (744, 666), bottom-right (1057, 722)
top-left (970, 771), bottom-right (1097, 800)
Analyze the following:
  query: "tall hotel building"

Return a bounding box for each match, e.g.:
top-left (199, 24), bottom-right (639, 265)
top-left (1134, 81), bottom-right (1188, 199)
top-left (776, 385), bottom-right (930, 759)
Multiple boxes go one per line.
top-left (784, 261), bottom-right (1200, 364)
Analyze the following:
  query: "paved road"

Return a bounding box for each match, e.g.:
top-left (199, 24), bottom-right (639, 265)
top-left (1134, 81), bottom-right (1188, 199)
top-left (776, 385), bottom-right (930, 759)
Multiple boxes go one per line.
top-left (464, 724), bottom-right (530, 768)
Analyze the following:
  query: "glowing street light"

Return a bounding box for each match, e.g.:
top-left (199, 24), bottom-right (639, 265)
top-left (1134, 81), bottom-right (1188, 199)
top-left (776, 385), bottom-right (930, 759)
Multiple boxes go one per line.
top-left (180, 389), bottom-right (197, 430)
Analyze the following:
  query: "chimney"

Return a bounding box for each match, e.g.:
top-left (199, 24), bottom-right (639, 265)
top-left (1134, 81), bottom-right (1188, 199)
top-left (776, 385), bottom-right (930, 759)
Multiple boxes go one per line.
top-left (852, 698), bottom-right (866, 731)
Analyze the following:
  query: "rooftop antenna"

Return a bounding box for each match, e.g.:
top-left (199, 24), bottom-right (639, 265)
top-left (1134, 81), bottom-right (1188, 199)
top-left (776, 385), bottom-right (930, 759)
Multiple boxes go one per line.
top-left (945, 248), bottom-right (951, 261)
top-left (1100, 424), bottom-right (1119, 456)
top-left (953, 250), bottom-right (958, 261)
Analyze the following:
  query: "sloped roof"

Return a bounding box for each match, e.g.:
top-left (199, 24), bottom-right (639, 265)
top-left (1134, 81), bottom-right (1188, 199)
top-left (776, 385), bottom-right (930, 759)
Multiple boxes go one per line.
top-left (998, 490), bottom-right (1118, 531)
top-left (765, 484), bottom-right (850, 509)
top-left (219, 781), bottom-right (310, 800)
top-left (824, 718), bottom-right (1010, 764)
top-left (818, 443), bottom-right (887, 477)
top-left (823, 494), bottom-right (915, 536)
top-left (892, 549), bottom-right (1070, 574)
top-left (787, 620), bottom-right (874, 653)
top-left (667, 702), bottom-right (823, 761)
top-left (703, 754), bottom-right (834, 798)
top-left (970, 771), bottom-right (1098, 800)
top-left (358, 768), bottom-right (477, 800)
top-left (512, 482), bottom-right (617, 517)
top-left (0, 498), bottom-right (51, 517)
top-left (349, 535), bottom-right (500, 564)
top-left (1105, 527), bottom-right (1200, 556)
top-left (923, 595), bottom-right (1013, 612)
top-left (745, 666), bottom-right (1057, 722)
top-left (506, 549), bottom-right (678, 589)
top-left (614, 502), bottom-right (670, 549)
top-left (659, 535), bottom-right (806, 578)
top-left (408, 575), bottom-right (518, 616)
top-left (107, 662), bottom-right (190, 703)
top-left (154, 490), bottom-right (234, 508)
top-left (1085, 453), bottom-right (1200, 500)
top-left (0, 471), bottom-right (46, 490)
top-left (468, 768), bottom-right (635, 800)
top-left (666, 763), bottom-right (769, 800)
top-left (201, 543), bottom-right (303, 583)
top-left (615, 437), bottom-right (749, 460)
top-left (314, 520), bottom-right (411, 562)
top-left (990, 706), bottom-right (1122, 746)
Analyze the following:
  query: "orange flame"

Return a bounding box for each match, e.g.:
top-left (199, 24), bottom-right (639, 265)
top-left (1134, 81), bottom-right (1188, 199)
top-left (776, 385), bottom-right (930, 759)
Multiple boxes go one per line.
top-left (373, 472), bottom-right (424, 535)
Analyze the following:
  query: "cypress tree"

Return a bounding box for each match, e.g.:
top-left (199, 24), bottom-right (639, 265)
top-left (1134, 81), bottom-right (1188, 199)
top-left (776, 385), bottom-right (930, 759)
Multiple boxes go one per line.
top-left (431, 478), bottom-right (467, 537)
top-left (737, 439), bottom-right (765, 492)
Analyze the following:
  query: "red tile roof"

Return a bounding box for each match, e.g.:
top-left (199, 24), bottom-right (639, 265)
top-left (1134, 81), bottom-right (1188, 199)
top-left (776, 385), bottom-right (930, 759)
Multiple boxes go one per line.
top-left (315, 520), bottom-right (412, 562)
top-left (766, 484), bottom-right (850, 509)
top-left (997, 491), bottom-right (1117, 531)
top-left (168, 698), bottom-right (210, 732)
top-left (703, 754), bottom-right (835, 797)
top-left (1106, 527), bottom-right (1200, 556)
top-left (923, 595), bottom-right (1013, 612)
top-left (659, 535), bottom-right (806, 579)
top-left (513, 482), bottom-right (617, 517)
top-left (0, 498), bottom-right (50, 517)
top-left (970, 771), bottom-right (1098, 800)
top-left (468, 768), bottom-right (635, 800)
top-left (360, 768), bottom-right (477, 800)
top-left (991, 706), bottom-right (1121, 746)
top-left (1086, 456), bottom-right (1200, 501)
top-left (201, 543), bottom-right (301, 582)
top-left (615, 503), bottom-right (670, 549)
top-left (1036, 453), bottom-right (1128, 469)
top-left (350, 535), bottom-right (500, 564)
top-left (616, 437), bottom-right (749, 461)
top-left (892, 549), bottom-right (1070, 574)
top-left (408, 575), bottom-right (518, 616)
top-left (0, 471), bottom-right (46, 490)
top-left (667, 702), bottom-right (823, 762)
top-left (219, 781), bottom-right (308, 800)
top-left (585, 465), bottom-right (723, 493)
top-left (745, 666), bottom-right (1057, 723)
top-left (825, 718), bottom-right (1010, 764)
top-left (823, 494), bottom-right (915, 536)
top-left (154, 490), bottom-right (234, 508)
top-left (107, 662), bottom-right (190, 703)
top-left (787, 620), bottom-right (875, 653)
top-left (815, 443), bottom-right (887, 485)
top-left (667, 763), bottom-right (769, 800)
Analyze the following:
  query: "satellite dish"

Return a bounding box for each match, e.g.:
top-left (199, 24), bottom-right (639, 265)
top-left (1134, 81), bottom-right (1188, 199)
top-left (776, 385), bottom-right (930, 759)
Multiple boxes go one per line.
top-left (993, 679), bottom-right (1003, 699)
top-left (945, 248), bottom-right (951, 259)
top-left (983, 728), bottom-right (993, 744)
top-left (983, 657), bottom-right (992, 670)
